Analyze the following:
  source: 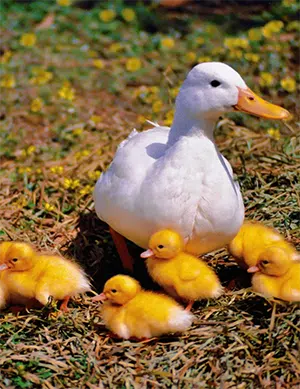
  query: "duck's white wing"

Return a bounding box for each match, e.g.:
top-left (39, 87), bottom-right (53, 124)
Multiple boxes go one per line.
top-left (94, 125), bottom-right (170, 246)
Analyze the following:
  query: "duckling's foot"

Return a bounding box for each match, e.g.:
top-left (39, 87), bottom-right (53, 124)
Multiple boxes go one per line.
top-left (185, 301), bottom-right (193, 312)
top-left (60, 296), bottom-right (70, 312)
top-left (109, 226), bottom-right (134, 272)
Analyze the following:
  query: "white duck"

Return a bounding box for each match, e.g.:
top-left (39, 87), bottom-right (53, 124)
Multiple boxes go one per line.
top-left (94, 62), bottom-right (289, 271)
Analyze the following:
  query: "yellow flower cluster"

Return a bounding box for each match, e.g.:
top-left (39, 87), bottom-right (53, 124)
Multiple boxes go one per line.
top-left (160, 37), bottom-right (175, 49)
top-left (88, 170), bottom-right (101, 180)
top-left (58, 82), bottom-right (75, 101)
top-left (63, 178), bottom-right (80, 190)
top-left (0, 74), bottom-right (16, 88)
top-left (244, 53), bottom-right (260, 63)
top-left (50, 166), bottom-right (64, 174)
top-left (108, 42), bottom-right (123, 53)
top-left (57, 0), bottom-right (72, 6)
top-left (126, 58), bottom-right (141, 72)
top-left (75, 150), bottom-right (90, 160)
top-left (30, 68), bottom-right (53, 85)
top-left (229, 50), bottom-right (243, 60)
top-left (18, 167), bottom-right (32, 174)
top-left (72, 127), bottom-right (84, 136)
top-left (93, 59), bottom-right (105, 69)
top-left (44, 203), bottom-right (55, 212)
top-left (0, 50), bottom-right (12, 64)
top-left (224, 37), bottom-right (249, 50)
top-left (259, 72), bottom-right (274, 87)
top-left (152, 100), bottom-right (163, 113)
top-left (121, 8), bottom-right (136, 22)
top-left (248, 28), bottom-right (262, 41)
top-left (79, 185), bottom-right (93, 196)
top-left (30, 97), bottom-right (44, 113)
top-left (99, 9), bottom-right (116, 23)
top-left (20, 33), bottom-right (37, 47)
top-left (267, 128), bottom-right (280, 140)
top-left (262, 21), bottom-right (284, 39)
top-left (21, 145), bottom-right (36, 158)
top-left (280, 77), bottom-right (296, 92)
top-left (198, 56), bottom-right (211, 63)
top-left (185, 52), bottom-right (197, 63)
top-left (89, 115), bottom-right (102, 124)
top-left (164, 109), bottom-right (174, 126)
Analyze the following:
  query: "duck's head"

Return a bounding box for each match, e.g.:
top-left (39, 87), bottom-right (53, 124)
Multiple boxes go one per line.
top-left (176, 62), bottom-right (290, 121)
top-left (140, 229), bottom-right (184, 259)
top-left (0, 242), bottom-right (35, 272)
top-left (247, 247), bottom-right (292, 277)
top-left (97, 275), bottom-right (142, 305)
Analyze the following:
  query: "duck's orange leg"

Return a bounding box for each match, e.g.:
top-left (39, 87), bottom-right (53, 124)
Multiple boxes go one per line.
top-left (185, 301), bottom-right (193, 312)
top-left (109, 227), bottom-right (134, 272)
top-left (60, 296), bottom-right (70, 312)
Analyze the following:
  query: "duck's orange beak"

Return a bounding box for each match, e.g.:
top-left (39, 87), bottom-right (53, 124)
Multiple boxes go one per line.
top-left (234, 87), bottom-right (290, 120)
top-left (247, 265), bottom-right (260, 273)
top-left (140, 249), bottom-right (154, 258)
top-left (0, 263), bottom-right (9, 271)
top-left (92, 292), bottom-right (107, 302)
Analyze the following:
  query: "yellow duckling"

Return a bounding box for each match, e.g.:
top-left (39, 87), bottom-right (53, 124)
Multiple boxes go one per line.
top-left (228, 221), bottom-right (298, 269)
top-left (92, 275), bottom-right (193, 339)
top-left (0, 241), bottom-right (90, 310)
top-left (248, 247), bottom-right (300, 302)
top-left (140, 229), bottom-right (223, 311)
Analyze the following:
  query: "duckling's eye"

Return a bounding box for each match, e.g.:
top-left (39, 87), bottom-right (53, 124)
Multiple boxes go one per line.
top-left (210, 80), bottom-right (221, 87)
top-left (158, 245), bottom-right (164, 249)
top-left (12, 258), bottom-right (18, 262)
top-left (261, 260), bottom-right (269, 266)
top-left (111, 289), bottom-right (117, 294)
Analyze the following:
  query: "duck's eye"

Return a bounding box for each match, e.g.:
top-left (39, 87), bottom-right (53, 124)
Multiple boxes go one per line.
top-left (111, 289), bottom-right (117, 293)
top-left (158, 245), bottom-right (164, 249)
top-left (210, 80), bottom-right (221, 87)
top-left (12, 258), bottom-right (18, 262)
top-left (261, 260), bottom-right (269, 266)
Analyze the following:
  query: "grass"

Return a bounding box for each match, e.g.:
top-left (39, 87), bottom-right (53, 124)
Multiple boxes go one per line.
top-left (0, 0), bottom-right (299, 388)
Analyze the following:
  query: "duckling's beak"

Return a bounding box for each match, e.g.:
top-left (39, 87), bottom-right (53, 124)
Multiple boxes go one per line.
top-left (234, 87), bottom-right (291, 120)
top-left (140, 249), bottom-right (154, 258)
top-left (0, 263), bottom-right (9, 271)
top-left (247, 265), bottom-right (260, 273)
top-left (92, 292), bottom-right (107, 302)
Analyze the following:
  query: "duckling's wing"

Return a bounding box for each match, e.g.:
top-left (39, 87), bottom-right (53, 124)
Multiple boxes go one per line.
top-left (179, 260), bottom-right (202, 281)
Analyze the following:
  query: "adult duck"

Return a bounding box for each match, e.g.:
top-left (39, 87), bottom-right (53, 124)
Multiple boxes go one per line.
top-left (94, 62), bottom-right (289, 271)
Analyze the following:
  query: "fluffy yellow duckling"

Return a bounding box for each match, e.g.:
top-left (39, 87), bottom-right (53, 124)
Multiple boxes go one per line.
top-left (93, 275), bottom-right (193, 339)
top-left (248, 247), bottom-right (300, 302)
top-left (140, 230), bottom-right (223, 310)
top-left (228, 221), bottom-right (298, 269)
top-left (0, 241), bottom-right (90, 310)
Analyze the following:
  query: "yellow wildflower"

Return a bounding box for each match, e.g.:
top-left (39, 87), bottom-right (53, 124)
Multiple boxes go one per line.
top-left (80, 185), bottom-right (93, 196)
top-left (57, 0), bottom-right (72, 5)
top-left (224, 37), bottom-right (249, 50)
top-left (36, 168), bottom-right (42, 174)
top-left (229, 49), bottom-right (243, 60)
top-left (88, 170), bottom-right (101, 180)
top-left (75, 150), bottom-right (90, 160)
top-left (126, 58), bottom-right (141, 72)
top-left (88, 50), bottom-right (98, 58)
top-left (161, 37), bottom-right (175, 49)
top-left (248, 28), bottom-right (262, 41)
top-left (137, 115), bottom-right (146, 124)
top-left (169, 87), bottom-right (179, 98)
top-left (185, 51), bottom-right (197, 63)
top-left (90, 115), bottom-right (102, 124)
top-left (108, 42), bottom-right (123, 53)
top-left (0, 74), bottom-right (16, 88)
top-left (244, 53), bottom-right (260, 63)
top-left (20, 33), bottom-right (37, 47)
top-left (198, 56), bottom-right (211, 63)
top-left (152, 100), bottom-right (163, 113)
top-left (196, 36), bottom-right (205, 45)
top-left (93, 59), bottom-right (105, 69)
top-left (13, 195), bottom-right (28, 208)
top-left (30, 97), bottom-right (43, 113)
top-left (211, 47), bottom-right (225, 56)
top-left (58, 82), bottom-right (75, 101)
top-left (26, 145), bottom-right (36, 155)
top-left (121, 8), bottom-right (136, 22)
top-left (259, 72), bottom-right (274, 87)
top-left (164, 109), bottom-right (174, 126)
top-left (18, 167), bottom-right (32, 174)
top-left (30, 69), bottom-right (53, 85)
top-left (286, 21), bottom-right (300, 32)
top-left (149, 86), bottom-right (159, 94)
top-left (44, 203), bottom-right (55, 212)
top-left (280, 77), bottom-right (296, 92)
top-left (73, 127), bottom-right (83, 136)
top-left (262, 21), bottom-right (284, 39)
top-left (63, 178), bottom-right (80, 190)
top-left (0, 50), bottom-right (12, 64)
top-left (99, 9), bottom-right (116, 23)
top-left (50, 166), bottom-right (64, 174)
top-left (267, 128), bottom-right (280, 140)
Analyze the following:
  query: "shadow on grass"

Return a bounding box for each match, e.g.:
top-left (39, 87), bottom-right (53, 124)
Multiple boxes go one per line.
top-left (66, 211), bottom-right (158, 292)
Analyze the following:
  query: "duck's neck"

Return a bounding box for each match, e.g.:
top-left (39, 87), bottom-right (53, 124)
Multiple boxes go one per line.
top-left (167, 109), bottom-right (216, 146)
